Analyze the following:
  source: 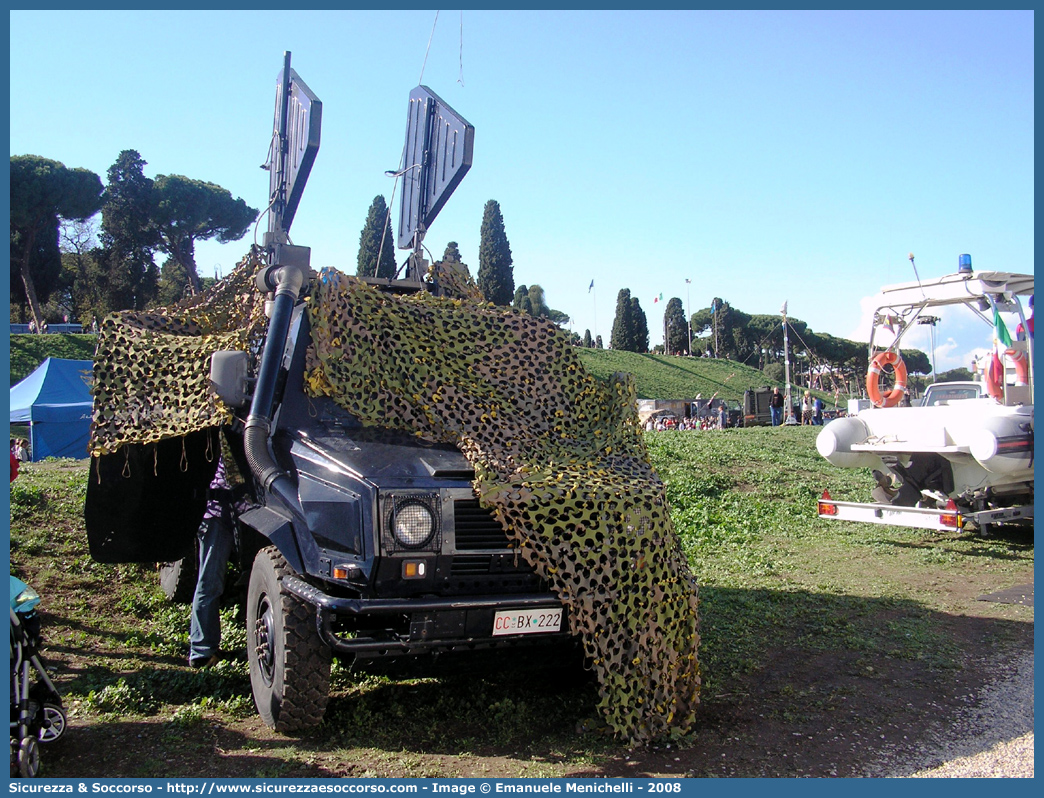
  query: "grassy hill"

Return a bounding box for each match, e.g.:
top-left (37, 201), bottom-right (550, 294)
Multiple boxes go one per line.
top-left (9, 334), bottom-right (786, 404)
top-left (10, 333), bottom-right (98, 385)
top-left (577, 349), bottom-right (774, 401)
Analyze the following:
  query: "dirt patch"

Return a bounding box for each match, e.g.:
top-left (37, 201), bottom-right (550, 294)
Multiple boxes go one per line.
top-left (30, 599), bottom-right (1032, 779)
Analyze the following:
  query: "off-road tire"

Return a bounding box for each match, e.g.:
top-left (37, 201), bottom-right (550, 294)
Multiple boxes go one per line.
top-left (246, 546), bottom-right (331, 732)
top-left (159, 537), bottom-right (199, 604)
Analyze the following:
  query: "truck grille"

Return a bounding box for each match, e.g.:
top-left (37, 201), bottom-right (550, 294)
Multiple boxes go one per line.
top-left (450, 555), bottom-right (495, 574)
top-left (453, 499), bottom-right (515, 551)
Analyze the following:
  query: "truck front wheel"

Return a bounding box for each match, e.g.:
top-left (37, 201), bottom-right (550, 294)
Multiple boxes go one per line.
top-left (246, 546), bottom-right (331, 732)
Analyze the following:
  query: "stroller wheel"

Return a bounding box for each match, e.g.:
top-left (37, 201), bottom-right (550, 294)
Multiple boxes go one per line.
top-left (38, 704), bottom-right (67, 744)
top-left (18, 737), bottom-right (40, 778)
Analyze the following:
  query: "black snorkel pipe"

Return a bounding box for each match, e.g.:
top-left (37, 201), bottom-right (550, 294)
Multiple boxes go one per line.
top-left (243, 252), bottom-right (310, 514)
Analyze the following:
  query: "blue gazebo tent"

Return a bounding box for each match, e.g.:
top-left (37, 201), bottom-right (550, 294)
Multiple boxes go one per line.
top-left (9, 358), bottom-right (94, 461)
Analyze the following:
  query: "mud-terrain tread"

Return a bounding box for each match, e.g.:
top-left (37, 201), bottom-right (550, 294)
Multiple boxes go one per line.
top-left (249, 546), bottom-right (331, 732)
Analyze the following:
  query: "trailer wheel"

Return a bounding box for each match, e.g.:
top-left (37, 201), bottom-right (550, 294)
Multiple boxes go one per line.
top-left (246, 546), bottom-right (330, 732)
top-left (159, 536), bottom-right (200, 604)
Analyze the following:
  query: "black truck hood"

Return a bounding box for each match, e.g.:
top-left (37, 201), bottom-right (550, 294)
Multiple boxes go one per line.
top-left (294, 423), bottom-right (475, 484)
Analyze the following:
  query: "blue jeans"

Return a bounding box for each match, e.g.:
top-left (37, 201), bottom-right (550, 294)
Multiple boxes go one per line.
top-left (770, 407), bottom-right (782, 426)
top-left (189, 516), bottom-right (233, 663)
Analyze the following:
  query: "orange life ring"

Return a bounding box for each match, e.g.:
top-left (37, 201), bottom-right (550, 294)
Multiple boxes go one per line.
top-left (1008, 348), bottom-right (1030, 386)
top-left (866, 351), bottom-right (907, 407)
top-left (986, 349), bottom-right (1030, 399)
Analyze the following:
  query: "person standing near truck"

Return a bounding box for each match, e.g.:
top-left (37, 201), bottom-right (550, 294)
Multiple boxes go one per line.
top-left (769, 387), bottom-right (784, 427)
top-left (188, 454), bottom-right (236, 668)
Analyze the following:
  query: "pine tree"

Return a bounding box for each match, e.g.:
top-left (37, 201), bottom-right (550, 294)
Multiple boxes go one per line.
top-left (356, 195), bottom-right (397, 279)
top-left (631, 296), bottom-right (649, 353)
top-left (477, 199), bottom-right (514, 305)
top-left (611, 288), bottom-right (634, 351)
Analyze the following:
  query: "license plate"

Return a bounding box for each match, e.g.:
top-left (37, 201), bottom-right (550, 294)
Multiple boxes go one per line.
top-left (492, 608), bottom-right (562, 636)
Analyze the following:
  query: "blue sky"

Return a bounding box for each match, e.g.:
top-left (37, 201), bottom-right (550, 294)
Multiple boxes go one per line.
top-left (9, 10), bottom-right (1034, 373)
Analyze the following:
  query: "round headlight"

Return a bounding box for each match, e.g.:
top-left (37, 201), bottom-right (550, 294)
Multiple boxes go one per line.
top-left (392, 501), bottom-right (435, 548)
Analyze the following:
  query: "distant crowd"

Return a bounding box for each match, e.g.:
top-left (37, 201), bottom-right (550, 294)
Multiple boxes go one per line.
top-left (644, 407), bottom-right (733, 431)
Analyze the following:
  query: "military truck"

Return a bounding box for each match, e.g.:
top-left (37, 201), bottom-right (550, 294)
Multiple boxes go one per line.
top-left (86, 54), bottom-right (701, 743)
top-left (86, 55), bottom-right (572, 731)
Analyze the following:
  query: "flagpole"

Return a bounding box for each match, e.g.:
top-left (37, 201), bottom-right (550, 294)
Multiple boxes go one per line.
top-left (713, 298), bottom-right (719, 358)
top-left (593, 284), bottom-right (597, 345)
top-left (782, 301), bottom-right (793, 423)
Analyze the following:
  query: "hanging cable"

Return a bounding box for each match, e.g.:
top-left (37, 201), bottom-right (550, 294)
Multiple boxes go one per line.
top-left (458, 11), bottom-right (466, 86)
top-left (418, 11), bottom-right (440, 85)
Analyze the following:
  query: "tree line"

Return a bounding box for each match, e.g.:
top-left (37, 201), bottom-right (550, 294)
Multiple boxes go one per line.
top-left (14, 152), bottom-right (923, 394)
top-left (354, 195), bottom-right (569, 327)
top-left (10, 151), bottom-right (257, 331)
top-left (11, 152), bottom-right (572, 336)
top-left (599, 290), bottom-right (934, 391)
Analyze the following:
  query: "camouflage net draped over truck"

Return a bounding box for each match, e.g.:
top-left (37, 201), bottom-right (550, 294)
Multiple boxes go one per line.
top-left (89, 258), bottom-right (700, 742)
top-left (306, 267), bottom-right (700, 741)
top-left (89, 255), bottom-right (269, 454)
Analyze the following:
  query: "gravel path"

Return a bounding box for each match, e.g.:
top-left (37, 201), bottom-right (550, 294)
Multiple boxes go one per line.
top-left (875, 649), bottom-right (1034, 778)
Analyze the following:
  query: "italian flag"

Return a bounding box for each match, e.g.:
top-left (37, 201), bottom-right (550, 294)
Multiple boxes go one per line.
top-left (989, 306), bottom-right (1014, 386)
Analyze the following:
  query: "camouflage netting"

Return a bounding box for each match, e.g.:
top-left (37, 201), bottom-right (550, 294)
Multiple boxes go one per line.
top-left (306, 267), bottom-right (700, 741)
top-left (89, 256), bottom-right (700, 742)
top-left (89, 251), bottom-right (269, 455)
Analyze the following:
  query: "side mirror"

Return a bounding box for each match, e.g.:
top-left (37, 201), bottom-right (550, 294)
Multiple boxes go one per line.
top-left (210, 351), bottom-right (250, 408)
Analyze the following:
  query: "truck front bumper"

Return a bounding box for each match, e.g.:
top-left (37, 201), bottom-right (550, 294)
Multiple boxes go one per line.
top-left (281, 574), bottom-right (571, 657)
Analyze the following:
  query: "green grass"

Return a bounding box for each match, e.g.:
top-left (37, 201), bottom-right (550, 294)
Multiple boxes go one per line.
top-left (10, 333), bottom-right (98, 385)
top-left (7, 428), bottom-right (1033, 776)
top-left (644, 426), bottom-right (1032, 691)
top-left (577, 349), bottom-right (773, 400)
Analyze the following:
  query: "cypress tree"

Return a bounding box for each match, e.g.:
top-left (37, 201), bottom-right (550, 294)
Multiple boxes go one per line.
top-left (512, 284), bottom-right (529, 311)
top-left (477, 199), bottom-right (514, 305)
top-left (631, 296), bottom-right (649, 353)
top-left (664, 297), bottom-right (688, 354)
top-left (356, 195), bottom-right (397, 279)
top-left (583, 329), bottom-right (593, 348)
top-left (611, 288), bottom-right (634, 351)
top-left (443, 241), bottom-right (463, 263)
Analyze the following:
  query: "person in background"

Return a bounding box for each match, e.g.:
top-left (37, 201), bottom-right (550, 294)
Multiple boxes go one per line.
top-left (718, 403), bottom-right (728, 430)
top-left (13, 439), bottom-right (29, 462)
top-left (802, 391), bottom-right (814, 425)
top-left (188, 454), bottom-right (238, 668)
top-left (1016, 294), bottom-right (1033, 341)
top-left (769, 387), bottom-right (784, 427)
top-left (813, 395), bottom-right (824, 426)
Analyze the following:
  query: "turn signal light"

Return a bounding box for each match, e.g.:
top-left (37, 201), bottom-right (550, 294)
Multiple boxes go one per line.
top-left (333, 564), bottom-right (363, 581)
top-left (402, 560), bottom-right (428, 579)
top-left (939, 500), bottom-right (961, 529)
top-left (818, 490), bottom-right (837, 516)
